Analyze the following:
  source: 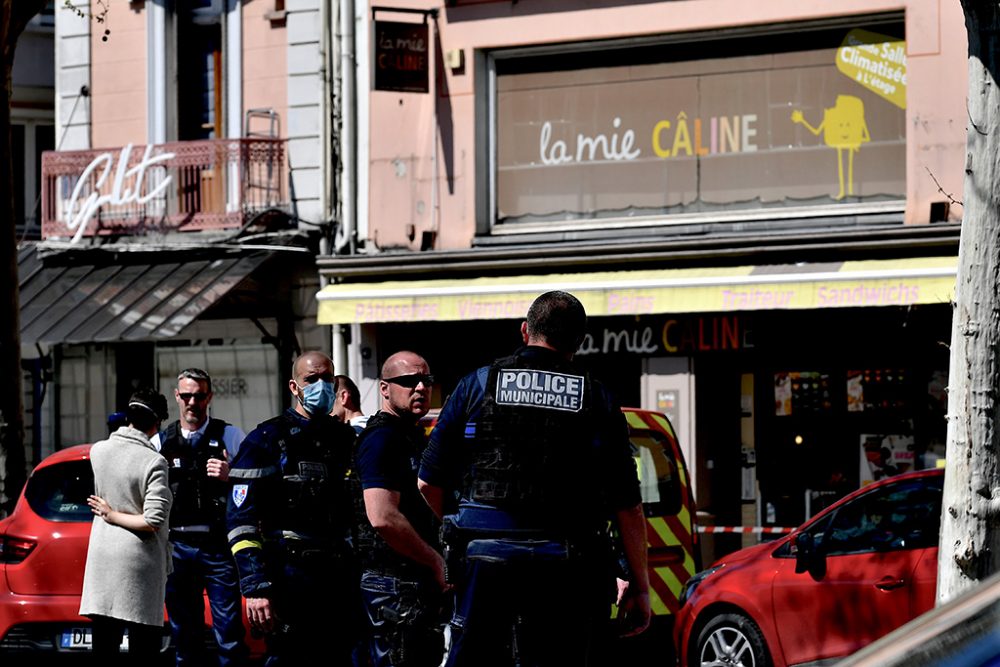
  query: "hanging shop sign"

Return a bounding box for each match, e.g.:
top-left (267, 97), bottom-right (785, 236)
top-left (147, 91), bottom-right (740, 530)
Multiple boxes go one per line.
top-left (374, 20), bottom-right (430, 93)
top-left (495, 25), bottom-right (906, 225)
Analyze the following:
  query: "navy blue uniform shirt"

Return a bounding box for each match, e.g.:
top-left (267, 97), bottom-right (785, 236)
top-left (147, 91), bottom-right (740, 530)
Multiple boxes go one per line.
top-left (418, 346), bottom-right (641, 513)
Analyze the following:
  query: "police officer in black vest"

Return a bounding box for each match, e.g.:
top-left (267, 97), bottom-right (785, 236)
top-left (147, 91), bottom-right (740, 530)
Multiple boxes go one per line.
top-left (226, 351), bottom-right (359, 665)
top-left (153, 368), bottom-right (249, 666)
top-left (418, 291), bottom-right (652, 667)
top-left (353, 351), bottom-right (446, 667)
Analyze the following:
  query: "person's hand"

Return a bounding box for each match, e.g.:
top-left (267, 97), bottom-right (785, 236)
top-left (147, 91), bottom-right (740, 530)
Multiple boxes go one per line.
top-left (246, 596), bottom-right (277, 633)
top-left (615, 577), bottom-right (630, 606)
top-left (87, 495), bottom-right (113, 523)
top-left (206, 455), bottom-right (229, 481)
top-left (618, 590), bottom-right (651, 638)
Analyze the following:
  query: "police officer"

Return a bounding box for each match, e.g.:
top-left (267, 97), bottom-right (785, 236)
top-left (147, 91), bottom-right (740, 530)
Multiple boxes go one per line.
top-left (332, 374), bottom-right (369, 433)
top-left (226, 351), bottom-right (358, 665)
top-left (417, 291), bottom-right (651, 667)
top-left (153, 368), bottom-right (249, 666)
top-left (354, 351), bottom-right (446, 667)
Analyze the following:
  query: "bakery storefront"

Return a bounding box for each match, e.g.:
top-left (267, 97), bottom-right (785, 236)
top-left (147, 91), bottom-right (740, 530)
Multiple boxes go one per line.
top-left (317, 257), bottom-right (956, 553)
top-left (318, 14), bottom-right (954, 556)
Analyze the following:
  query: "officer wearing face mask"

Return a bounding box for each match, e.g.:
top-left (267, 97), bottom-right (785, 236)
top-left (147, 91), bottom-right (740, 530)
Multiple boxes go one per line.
top-left (226, 351), bottom-right (360, 666)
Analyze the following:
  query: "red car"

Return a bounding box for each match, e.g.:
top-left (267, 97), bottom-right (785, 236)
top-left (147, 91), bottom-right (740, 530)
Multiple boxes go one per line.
top-left (0, 444), bottom-right (263, 658)
top-left (675, 468), bottom-right (944, 667)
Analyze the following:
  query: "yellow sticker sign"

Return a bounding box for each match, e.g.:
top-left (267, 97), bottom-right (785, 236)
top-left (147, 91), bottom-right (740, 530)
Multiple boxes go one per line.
top-left (836, 29), bottom-right (906, 109)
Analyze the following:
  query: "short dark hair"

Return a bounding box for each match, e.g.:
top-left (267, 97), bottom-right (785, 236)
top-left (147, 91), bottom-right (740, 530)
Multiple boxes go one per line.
top-left (335, 374), bottom-right (361, 408)
top-left (126, 387), bottom-right (169, 432)
top-left (177, 368), bottom-right (212, 393)
top-left (526, 291), bottom-right (587, 353)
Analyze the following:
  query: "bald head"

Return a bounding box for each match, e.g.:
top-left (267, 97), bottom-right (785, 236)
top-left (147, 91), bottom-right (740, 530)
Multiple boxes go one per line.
top-left (379, 351), bottom-right (433, 420)
top-left (289, 351), bottom-right (335, 418)
top-left (381, 351), bottom-right (426, 379)
top-left (292, 351), bottom-right (334, 384)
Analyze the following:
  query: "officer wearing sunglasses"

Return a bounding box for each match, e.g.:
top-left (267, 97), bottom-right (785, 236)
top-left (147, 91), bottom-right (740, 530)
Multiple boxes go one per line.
top-left (352, 350), bottom-right (446, 667)
top-left (151, 367), bottom-right (249, 667)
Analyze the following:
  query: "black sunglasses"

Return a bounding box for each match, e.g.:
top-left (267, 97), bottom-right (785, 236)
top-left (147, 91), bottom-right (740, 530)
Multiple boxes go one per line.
top-left (382, 374), bottom-right (435, 389)
top-left (178, 392), bottom-right (209, 402)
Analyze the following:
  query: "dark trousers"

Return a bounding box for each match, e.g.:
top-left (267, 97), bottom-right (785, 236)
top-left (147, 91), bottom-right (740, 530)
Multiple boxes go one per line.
top-left (262, 549), bottom-right (360, 667)
top-left (166, 535), bottom-right (249, 666)
top-left (90, 615), bottom-right (162, 663)
top-left (359, 571), bottom-right (444, 667)
top-left (445, 539), bottom-right (609, 667)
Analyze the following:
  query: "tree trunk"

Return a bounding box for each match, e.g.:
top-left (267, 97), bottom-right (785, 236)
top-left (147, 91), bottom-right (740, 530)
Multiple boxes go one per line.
top-left (0, 0), bottom-right (48, 515)
top-left (938, 0), bottom-right (1000, 604)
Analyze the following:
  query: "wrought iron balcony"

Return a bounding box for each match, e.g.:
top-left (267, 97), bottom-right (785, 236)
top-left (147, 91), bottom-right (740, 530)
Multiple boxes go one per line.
top-left (40, 138), bottom-right (288, 241)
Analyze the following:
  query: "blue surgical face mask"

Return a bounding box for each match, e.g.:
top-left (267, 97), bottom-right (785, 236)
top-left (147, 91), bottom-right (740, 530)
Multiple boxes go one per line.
top-left (297, 379), bottom-right (336, 416)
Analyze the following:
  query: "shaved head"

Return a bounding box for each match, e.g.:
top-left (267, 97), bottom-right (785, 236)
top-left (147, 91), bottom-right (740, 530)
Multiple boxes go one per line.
top-left (379, 351), bottom-right (432, 420)
top-left (292, 351), bottom-right (334, 384)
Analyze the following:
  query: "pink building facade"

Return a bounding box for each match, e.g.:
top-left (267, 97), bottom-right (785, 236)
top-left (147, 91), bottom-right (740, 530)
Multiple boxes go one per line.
top-left (30, 0), bottom-right (970, 565)
top-left (318, 0), bottom-right (968, 562)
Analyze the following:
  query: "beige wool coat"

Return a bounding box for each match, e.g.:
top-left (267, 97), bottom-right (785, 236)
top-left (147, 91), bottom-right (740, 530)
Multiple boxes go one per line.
top-left (79, 427), bottom-right (173, 626)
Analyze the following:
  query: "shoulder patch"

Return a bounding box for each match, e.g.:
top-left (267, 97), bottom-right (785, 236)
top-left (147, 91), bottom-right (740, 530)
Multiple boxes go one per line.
top-left (232, 484), bottom-right (249, 507)
top-left (494, 369), bottom-right (585, 412)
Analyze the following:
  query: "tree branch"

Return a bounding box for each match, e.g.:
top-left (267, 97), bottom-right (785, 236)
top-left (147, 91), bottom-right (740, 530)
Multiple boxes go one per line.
top-left (925, 166), bottom-right (964, 207)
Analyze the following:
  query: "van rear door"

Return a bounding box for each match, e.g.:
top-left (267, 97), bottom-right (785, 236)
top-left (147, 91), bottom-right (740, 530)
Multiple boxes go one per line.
top-left (623, 408), bottom-right (699, 616)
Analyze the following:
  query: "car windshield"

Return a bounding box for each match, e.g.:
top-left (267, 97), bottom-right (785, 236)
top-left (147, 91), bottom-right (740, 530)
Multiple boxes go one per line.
top-left (630, 430), bottom-right (682, 516)
top-left (24, 460), bottom-right (94, 522)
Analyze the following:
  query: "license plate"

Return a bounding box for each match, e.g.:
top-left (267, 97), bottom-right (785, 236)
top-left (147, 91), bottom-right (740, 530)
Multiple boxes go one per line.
top-left (60, 627), bottom-right (129, 651)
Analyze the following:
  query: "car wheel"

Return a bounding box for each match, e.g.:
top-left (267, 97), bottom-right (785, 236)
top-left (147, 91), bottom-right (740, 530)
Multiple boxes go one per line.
top-left (694, 612), bottom-right (771, 667)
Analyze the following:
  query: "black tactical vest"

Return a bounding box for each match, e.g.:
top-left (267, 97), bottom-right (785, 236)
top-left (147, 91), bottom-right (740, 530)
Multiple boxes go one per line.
top-left (262, 412), bottom-right (353, 543)
top-left (351, 411), bottom-right (437, 576)
top-left (466, 352), bottom-right (605, 535)
top-left (160, 418), bottom-right (230, 531)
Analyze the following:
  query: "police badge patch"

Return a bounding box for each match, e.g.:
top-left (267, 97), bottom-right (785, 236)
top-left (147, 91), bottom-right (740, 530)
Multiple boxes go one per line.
top-left (495, 369), bottom-right (585, 412)
top-left (232, 484), bottom-right (249, 507)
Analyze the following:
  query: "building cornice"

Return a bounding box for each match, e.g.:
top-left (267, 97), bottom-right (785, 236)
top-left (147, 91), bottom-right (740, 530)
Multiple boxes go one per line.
top-left (317, 223), bottom-right (962, 282)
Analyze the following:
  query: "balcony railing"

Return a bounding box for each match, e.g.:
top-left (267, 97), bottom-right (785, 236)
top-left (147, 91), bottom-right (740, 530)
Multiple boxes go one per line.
top-left (41, 138), bottom-right (288, 241)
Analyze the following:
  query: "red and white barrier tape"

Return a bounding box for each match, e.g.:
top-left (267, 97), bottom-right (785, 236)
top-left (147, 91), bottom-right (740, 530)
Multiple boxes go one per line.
top-left (697, 526), bottom-right (795, 534)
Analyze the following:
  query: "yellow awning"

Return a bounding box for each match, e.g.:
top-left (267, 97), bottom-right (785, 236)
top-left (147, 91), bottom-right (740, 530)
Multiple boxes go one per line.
top-left (316, 256), bottom-right (956, 324)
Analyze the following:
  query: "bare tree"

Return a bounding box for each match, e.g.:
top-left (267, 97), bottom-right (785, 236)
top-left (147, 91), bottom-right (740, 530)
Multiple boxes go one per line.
top-left (0, 0), bottom-right (48, 515)
top-left (938, 0), bottom-right (1000, 603)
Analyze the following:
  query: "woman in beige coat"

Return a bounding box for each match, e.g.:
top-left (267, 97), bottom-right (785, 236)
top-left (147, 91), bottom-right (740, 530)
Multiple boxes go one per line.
top-left (79, 387), bottom-right (173, 661)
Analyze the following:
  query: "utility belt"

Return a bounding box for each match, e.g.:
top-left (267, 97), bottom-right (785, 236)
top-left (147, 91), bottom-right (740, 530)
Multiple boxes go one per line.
top-left (440, 514), bottom-right (605, 584)
top-left (265, 530), bottom-right (348, 562)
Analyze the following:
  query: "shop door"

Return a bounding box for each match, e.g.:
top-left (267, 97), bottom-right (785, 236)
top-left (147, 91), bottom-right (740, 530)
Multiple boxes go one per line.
top-left (642, 357), bottom-right (695, 495)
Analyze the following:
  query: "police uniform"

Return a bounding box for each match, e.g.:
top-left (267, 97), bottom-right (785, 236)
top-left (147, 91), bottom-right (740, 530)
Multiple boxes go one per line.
top-left (155, 418), bottom-right (249, 666)
top-left (226, 408), bottom-right (358, 666)
top-left (353, 410), bottom-right (444, 667)
top-left (419, 346), bottom-right (640, 667)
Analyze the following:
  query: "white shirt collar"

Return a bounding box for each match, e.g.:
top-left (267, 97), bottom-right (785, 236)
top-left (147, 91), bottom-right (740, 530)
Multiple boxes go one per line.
top-left (180, 420), bottom-right (210, 441)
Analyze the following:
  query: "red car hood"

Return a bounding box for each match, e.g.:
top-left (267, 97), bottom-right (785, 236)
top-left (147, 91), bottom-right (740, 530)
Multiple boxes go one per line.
top-left (709, 537), bottom-right (788, 567)
top-left (1, 513), bottom-right (92, 596)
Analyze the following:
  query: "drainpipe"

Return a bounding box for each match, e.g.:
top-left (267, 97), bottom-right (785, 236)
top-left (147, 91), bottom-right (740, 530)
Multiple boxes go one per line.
top-left (320, 0), bottom-right (332, 228)
top-left (337, 0), bottom-right (357, 255)
top-left (327, 0), bottom-right (352, 372)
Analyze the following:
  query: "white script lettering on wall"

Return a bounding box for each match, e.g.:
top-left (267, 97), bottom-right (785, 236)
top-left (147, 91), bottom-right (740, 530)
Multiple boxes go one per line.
top-left (64, 143), bottom-right (176, 243)
top-left (538, 118), bottom-right (642, 165)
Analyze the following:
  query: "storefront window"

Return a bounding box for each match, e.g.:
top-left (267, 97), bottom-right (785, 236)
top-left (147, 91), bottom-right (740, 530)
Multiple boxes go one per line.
top-left (492, 19), bottom-right (905, 230)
